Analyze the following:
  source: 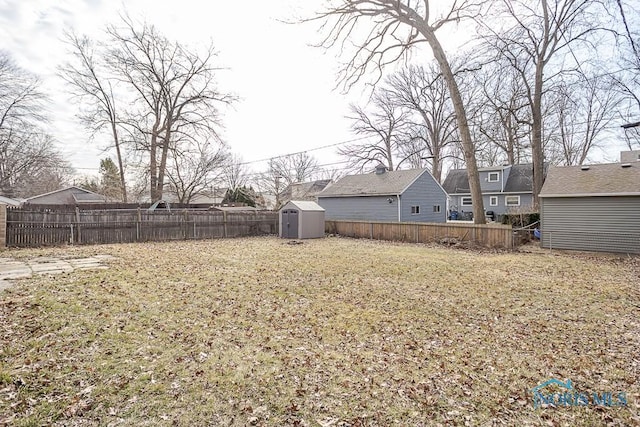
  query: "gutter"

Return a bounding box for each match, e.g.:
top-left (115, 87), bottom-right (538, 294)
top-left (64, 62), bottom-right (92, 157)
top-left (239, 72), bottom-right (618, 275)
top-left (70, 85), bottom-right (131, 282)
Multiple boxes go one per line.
top-left (540, 192), bottom-right (640, 198)
top-left (397, 194), bottom-right (401, 222)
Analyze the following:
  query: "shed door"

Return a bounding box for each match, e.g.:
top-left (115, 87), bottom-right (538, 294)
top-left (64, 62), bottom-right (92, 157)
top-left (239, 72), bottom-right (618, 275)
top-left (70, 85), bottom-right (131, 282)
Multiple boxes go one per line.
top-left (282, 209), bottom-right (299, 239)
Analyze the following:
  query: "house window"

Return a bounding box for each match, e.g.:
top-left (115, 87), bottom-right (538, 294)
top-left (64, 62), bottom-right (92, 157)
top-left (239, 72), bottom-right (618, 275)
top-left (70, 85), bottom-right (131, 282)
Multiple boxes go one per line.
top-left (488, 172), bottom-right (499, 182)
top-left (489, 196), bottom-right (498, 206)
top-left (461, 197), bottom-right (473, 206)
top-left (505, 195), bottom-right (520, 206)
top-left (411, 205), bottom-right (420, 214)
top-left (433, 205), bottom-right (441, 213)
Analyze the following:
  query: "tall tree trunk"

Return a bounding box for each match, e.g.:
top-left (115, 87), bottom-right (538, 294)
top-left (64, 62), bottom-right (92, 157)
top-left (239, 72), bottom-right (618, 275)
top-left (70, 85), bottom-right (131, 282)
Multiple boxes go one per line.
top-left (531, 61), bottom-right (545, 209)
top-left (150, 124), bottom-right (160, 201)
top-left (110, 121), bottom-right (127, 202)
top-left (385, 133), bottom-right (394, 170)
top-left (425, 30), bottom-right (485, 223)
top-left (157, 124), bottom-right (172, 201)
top-left (432, 143), bottom-right (442, 183)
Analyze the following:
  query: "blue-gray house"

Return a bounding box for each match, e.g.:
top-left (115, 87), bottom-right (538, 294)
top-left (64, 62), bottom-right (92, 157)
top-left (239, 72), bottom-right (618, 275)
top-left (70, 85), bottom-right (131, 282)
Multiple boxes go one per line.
top-left (317, 165), bottom-right (447, 223)
top-left (442, 163), bottom-right (544, 218)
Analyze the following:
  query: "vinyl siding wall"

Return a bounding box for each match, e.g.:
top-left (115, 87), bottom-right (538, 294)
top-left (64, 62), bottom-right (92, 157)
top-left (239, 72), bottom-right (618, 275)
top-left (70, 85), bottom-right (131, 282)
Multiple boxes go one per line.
top-left (452, 193), bottom-right (534, 216)
top-left (479, 169), bottom-right (506, 192)
top-left (540, 196), bottom-right (640, 254)
top-left (399, 172), bottom-right (447, 223)
top-left (318, 196), bottom-right (399, 222)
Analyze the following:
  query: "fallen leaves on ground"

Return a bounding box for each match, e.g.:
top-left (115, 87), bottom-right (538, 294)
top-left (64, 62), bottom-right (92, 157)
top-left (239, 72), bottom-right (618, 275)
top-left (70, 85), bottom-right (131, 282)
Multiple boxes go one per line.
top-left (1, 236), bottom-right (639, 426)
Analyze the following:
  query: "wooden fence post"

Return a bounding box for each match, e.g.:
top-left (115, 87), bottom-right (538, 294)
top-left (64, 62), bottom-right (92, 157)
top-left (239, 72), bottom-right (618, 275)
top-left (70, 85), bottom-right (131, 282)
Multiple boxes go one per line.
top-left (75, 207), bottom-right (81, 244)
top-left (0, 204), bottom-right (6, 248)
top-left (223, 210), bottom-right (228, 238)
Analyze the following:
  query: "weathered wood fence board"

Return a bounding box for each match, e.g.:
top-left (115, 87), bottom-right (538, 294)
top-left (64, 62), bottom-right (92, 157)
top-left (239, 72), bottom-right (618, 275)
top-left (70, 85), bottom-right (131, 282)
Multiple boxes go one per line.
top-left (325, 220), bottom-right (513, 249)
top-left (5, 207), bottom-right (279, 247)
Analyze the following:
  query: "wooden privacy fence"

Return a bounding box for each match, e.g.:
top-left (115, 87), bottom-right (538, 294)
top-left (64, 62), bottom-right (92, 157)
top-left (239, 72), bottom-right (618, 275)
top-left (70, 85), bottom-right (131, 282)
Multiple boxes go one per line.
top-left (4, 207), bottom-right (279, 247)
top-left (325, 220), bottom-right (514, 249)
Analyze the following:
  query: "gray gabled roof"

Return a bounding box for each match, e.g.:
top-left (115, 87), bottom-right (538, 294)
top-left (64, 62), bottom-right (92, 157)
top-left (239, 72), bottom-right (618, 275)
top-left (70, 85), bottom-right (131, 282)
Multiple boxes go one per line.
top-left (503, 164), bottom-right (536, 192)
top-left (441, 169), bottom-right (470, 194)
top-left (25, 186), bottom-right (108, 203)
top-left (280, 179), bottom-right (332, 202)
top-left (318, 168), bottom-right (427, 197)
top-left (442, 163), bottom-right (541, 194)
top-left (540, 162), bottom-right (640, 197)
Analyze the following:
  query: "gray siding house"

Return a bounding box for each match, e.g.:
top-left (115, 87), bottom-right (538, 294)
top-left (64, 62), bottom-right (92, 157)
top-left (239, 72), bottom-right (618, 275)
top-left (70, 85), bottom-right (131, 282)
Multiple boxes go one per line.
top-left (317, 166), bottom-right (447, 223)
top-left (539, 160), bottom-right (640, 254)
top-left (442, 164), bottom-right (541, 218)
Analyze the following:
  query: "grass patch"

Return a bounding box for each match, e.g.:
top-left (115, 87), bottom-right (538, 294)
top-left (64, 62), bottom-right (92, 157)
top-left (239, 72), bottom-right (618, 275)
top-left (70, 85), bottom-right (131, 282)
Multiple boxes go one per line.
top-left (1, 237), bottom-right (639, 426)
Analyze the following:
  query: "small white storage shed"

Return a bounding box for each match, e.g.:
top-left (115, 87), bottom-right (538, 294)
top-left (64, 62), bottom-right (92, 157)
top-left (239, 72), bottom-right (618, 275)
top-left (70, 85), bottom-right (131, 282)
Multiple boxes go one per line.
top-left (279, 200), bottom-right (325, 239)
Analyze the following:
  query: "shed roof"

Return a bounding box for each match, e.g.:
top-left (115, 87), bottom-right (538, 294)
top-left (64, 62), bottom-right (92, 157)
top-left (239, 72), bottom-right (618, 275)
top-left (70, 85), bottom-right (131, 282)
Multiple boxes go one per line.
top-left (282, 200), bottom-right (325, 211)
top-left (540, 162), bottom-right (640, 197)
top-left (318, 168), bottom-right (427, 197)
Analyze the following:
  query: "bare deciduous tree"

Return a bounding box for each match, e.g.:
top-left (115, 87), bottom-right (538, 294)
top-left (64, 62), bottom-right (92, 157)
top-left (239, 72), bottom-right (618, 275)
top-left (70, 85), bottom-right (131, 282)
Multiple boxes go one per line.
top-left (60, 32), bottom-right (128, 202)
top-left (482, 0), bottom-right (607, 207)
top-left (255, 153), bottom-right (320, 209)
top-left (268, 152), bottom-right (320, 185)
top-left (0, 51), bottom-right (45, 131)
top-left (550, 76), bottom-right (620, 165)
top-left (0, 51), bottom-right (71, 197)
top-left (386, 64), bottom-right (457, 181)
top-left (105, 16), bottom-right (234, 201)
top-left (223, 154), bottom-right (250, 191)
top-left (311, 0), bottom-right (486, 223)
top-left (341, 90), bottom-right (408, 171)
top-left (165, 138), bottom-right (228, 203)
top-left (470, 64), bottom-right (531, 166)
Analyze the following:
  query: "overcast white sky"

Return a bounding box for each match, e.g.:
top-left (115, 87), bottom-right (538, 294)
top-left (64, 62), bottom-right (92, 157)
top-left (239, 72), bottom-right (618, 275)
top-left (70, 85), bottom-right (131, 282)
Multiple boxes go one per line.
top-left (0, 0), bottom-right (631, 181)
top-left (0, 0), bottom-right (361, 176)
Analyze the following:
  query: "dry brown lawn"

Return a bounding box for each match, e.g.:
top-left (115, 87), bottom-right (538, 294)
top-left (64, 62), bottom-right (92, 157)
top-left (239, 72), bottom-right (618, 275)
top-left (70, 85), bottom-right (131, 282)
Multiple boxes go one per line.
top-left (1, 237), bottom-right (639, 426)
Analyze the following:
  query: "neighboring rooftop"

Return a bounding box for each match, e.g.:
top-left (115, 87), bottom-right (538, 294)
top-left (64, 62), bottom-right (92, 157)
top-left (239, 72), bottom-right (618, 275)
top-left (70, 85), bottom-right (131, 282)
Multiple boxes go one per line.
top-left (442, 163), bottom-right (542, 194)
top-left (540, 162), bottom-right (640, 197)
top-left (318, 168), bottom-right (427, 197)
top-left (280, 179), bottom-right (332, 202)
top-left (503, 164), bottom-right (536, 193)
top-left (24, 186), bottom-right (109, 204)
top-left (441, 169), bottom-right (470, 194)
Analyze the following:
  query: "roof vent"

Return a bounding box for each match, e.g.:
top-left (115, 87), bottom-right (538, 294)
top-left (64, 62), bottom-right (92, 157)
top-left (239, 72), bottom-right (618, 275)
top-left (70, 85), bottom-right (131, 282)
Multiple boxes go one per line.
top-left (621, 163), bottom-right (632, 168)
top-left (580, 165), bottom-right (590, 171)
top-left (375, 164), bottom-right (387, 175)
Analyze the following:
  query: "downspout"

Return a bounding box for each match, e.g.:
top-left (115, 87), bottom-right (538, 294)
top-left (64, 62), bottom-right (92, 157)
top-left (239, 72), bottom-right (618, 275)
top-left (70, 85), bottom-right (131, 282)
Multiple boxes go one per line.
top-left (397, 194), bottom-right (401, 222)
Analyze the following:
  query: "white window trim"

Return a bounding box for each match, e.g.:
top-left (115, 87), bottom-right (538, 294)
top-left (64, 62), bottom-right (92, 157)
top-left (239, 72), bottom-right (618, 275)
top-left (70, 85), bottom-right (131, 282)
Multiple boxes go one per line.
top-left (488, 172), bottom-right (499, 182)
top-left (489, 196), bottom-right (498, 206)
top-left (505, 195), bottom-right (521, 206)
top-left (411, 205), bottom-right (420, 215)
top-left (461, 197), bottom-right (473, 206)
